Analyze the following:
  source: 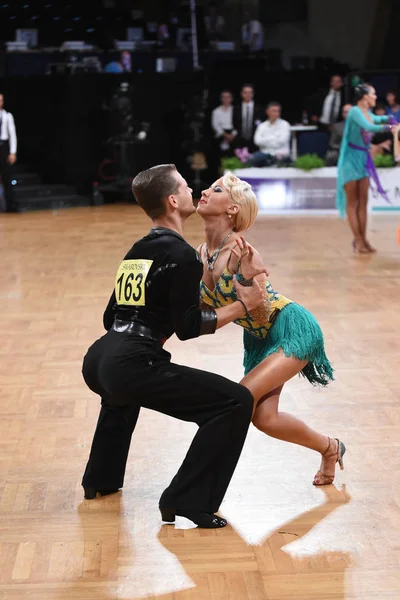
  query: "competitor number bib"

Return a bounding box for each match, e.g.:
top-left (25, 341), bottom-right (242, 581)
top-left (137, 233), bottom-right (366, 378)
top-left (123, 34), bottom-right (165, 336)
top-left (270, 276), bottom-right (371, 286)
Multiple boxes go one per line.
top-left (114, 259), bottom-right (153, 306)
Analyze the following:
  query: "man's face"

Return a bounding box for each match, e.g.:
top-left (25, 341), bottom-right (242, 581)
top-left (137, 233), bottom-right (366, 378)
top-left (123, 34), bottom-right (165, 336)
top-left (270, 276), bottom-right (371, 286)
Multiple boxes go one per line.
top-left (0, 95), bottom-right (4, 110)
top-left (267, 105), bottom-right (280, 122)
top-left (241, 86), bottom-right (254, 103)
top-left (331, 76), bottom-right (343, 91)
top-left (221, 92), bottom-right (232, 106)
top-left (171, 171), bottom-right (195, 217)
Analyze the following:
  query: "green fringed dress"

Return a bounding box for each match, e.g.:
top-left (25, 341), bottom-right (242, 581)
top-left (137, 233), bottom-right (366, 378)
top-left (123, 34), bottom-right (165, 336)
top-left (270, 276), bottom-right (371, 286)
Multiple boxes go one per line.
top-left (199, 268), bottom-right (334, 386)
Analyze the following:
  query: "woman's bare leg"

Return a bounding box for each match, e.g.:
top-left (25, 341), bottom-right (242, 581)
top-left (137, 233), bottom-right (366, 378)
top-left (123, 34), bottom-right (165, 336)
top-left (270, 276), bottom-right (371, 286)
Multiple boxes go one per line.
top-left (242, 351), bottom-right (327, 453)
top-left (240, 351), bottom-right (340, 480)
top-left (358, 177), bottom-right (375, 251)
top-left (344, 180), bottom-right (368, 252)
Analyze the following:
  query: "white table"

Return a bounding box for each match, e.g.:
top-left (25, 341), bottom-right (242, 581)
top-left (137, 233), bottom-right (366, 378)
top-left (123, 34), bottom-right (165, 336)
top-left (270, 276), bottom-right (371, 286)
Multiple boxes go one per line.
top-left (290, 125), bottom-right (318, 160)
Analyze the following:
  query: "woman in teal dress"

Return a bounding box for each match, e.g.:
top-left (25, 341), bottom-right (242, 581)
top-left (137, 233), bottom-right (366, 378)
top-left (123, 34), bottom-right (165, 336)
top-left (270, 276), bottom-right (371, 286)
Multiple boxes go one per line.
top-left (337, 83), bottom-right (396, 253)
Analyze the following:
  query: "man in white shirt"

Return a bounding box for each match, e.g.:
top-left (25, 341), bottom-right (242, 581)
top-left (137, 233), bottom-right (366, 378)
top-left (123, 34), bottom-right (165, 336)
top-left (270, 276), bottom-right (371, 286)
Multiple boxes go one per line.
top-left (250, 102), bottom-right (291, 166)
top-left (211, 90), bottom-right (234, 155)
top-left (0, 93), bottom-right (17, 212)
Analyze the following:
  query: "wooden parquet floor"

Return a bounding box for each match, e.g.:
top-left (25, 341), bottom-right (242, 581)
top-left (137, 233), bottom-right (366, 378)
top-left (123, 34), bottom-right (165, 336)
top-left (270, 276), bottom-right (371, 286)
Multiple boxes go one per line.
top-left (1, 205), bottom-right (400, 600)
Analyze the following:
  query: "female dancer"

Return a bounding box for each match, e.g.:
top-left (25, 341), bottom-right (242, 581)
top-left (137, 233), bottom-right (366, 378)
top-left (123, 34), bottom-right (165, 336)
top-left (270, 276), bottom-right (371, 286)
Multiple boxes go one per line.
top-left (336, 83), bottom-right (396, 253)
top-left (197, 172), bottom-right (344, 486)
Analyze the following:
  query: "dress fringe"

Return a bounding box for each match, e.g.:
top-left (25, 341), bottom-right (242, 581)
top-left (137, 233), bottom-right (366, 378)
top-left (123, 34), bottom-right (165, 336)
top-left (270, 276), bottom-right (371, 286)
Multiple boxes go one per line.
top-left (243, 303), bottom-right (334, 387)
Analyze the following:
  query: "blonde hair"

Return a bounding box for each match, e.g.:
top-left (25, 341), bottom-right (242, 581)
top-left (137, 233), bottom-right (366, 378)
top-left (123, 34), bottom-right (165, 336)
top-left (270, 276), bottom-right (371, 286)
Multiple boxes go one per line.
top-left (222, 171), bottom-right (258, 232)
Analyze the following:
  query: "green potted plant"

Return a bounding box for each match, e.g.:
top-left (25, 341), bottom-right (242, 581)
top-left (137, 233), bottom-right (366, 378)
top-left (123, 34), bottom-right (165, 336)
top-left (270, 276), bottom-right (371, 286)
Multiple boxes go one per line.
top-left (293, 153), bottom-right (325, 171)
top-left (373, 154), bottom-right (395, 168)
top-left (221, 156), bottom-right (249, 171)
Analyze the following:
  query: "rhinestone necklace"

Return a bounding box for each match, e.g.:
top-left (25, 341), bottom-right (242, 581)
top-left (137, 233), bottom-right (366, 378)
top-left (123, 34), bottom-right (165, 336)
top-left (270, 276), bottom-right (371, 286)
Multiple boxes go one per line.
top-left (205, 230), bottom-right (234, 271)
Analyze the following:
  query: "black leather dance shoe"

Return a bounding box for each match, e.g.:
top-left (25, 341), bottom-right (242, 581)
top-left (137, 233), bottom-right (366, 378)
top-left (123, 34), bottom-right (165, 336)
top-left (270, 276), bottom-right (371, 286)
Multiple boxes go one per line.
top-left (83, 487), bottom-right (120, 500)
top-left (160, 507), bottom-right (227, 528)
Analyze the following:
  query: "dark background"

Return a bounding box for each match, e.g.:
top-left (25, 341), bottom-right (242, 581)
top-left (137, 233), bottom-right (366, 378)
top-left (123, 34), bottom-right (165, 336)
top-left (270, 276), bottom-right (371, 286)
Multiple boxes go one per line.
top-left (0, 0), bottom-right (399, 199)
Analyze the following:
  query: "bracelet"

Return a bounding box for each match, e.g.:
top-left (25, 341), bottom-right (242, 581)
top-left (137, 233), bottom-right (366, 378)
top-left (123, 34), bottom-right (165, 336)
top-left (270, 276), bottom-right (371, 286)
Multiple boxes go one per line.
top-left (236, 298), bottom-right (249, 317)
top-left (236, 273), bottom-right (253, 287)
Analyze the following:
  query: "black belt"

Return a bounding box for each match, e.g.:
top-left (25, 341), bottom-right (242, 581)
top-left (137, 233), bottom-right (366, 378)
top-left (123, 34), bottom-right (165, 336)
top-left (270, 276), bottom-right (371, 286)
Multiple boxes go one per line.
top-left (112, 318), bottom-right (167, 344)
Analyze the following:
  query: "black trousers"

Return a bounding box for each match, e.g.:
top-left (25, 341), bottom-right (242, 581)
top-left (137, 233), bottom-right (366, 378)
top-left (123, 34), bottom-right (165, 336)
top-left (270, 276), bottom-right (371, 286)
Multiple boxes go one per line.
top-left (0, 142), bottom-right (15, 212)
top-left (81, 330), bottom-right (253, 513)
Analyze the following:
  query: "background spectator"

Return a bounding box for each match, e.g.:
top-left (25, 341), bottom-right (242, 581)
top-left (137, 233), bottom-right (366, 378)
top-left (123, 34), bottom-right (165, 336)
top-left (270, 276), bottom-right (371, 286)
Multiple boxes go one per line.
top-left (309, 74), bottom-right (345, 131)
top-left (0, 92), bottom-right (17, 212)
top-left (211, 90), bottom-right (234, 156)
top-left (241, 11), bottom-right (264, 54)
top-left (249, 102), bottom-right (291, 167)
top-left (204, 2), bottom-right (225, 45)
top-left (385, 90), bottom-right (400, 121)
top-left (325, 103), bottom-right (352, 166)
top-left (104, 50), bottom-right (132, 73)
top-left (232, 84), bottom-right (264, 152)
top-left (371, 102), bottom-right (393, 157)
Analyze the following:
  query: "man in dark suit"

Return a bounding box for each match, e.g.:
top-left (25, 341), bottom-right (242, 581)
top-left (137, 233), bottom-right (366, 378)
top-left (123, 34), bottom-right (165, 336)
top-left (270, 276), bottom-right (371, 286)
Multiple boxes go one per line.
top-left (232, 84), bottom-right (264, 151)
top-left (325, 103), bottom-right (351, 166)
top-left (0, 92), bottom-right (17, 212)
top-left (309, 74), bottom-right (345, 131)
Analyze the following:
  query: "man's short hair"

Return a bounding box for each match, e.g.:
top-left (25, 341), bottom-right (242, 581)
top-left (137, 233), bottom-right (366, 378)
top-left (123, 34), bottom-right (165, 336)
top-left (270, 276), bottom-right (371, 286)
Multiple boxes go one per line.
top-left (241, 83), bottom-right (254, 91)
top-left (266, 101), bottom-right (281, 110)
top-left (132, 164), bottom-right (180, 219)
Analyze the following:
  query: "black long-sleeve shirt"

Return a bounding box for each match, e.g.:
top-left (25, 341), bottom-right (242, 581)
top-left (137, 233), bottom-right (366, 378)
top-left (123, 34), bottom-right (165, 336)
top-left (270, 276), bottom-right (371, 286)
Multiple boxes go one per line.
top-left (103, 227), bottom-right (217, 341)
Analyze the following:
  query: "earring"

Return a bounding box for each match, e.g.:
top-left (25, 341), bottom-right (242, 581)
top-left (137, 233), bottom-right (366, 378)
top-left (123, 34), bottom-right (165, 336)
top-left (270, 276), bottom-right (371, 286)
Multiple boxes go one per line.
top-left (227, 213), bottom-right (232, 219)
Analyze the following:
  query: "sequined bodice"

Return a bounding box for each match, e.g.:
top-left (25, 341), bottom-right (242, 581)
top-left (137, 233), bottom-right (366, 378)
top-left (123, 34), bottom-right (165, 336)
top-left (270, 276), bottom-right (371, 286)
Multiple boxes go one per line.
top-left (199, 268), bottom-right (292, 339)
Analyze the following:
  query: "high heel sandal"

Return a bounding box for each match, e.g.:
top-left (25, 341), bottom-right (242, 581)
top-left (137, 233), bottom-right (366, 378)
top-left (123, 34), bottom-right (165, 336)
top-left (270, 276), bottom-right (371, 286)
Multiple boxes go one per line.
top-left (364, 240), bottom-right (377, 253)
top-left (160, 507), bottom-right (227, 528)
top-left (352, 239), bottom-right (370, 254)
top-left (313, 437), bottom-right (346, 486)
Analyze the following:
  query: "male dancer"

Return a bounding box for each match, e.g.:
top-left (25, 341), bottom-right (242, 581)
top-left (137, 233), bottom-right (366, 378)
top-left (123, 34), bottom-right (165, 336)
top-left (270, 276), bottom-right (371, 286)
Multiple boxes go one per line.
top-left (81, 164), bottom-right (266, 528)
